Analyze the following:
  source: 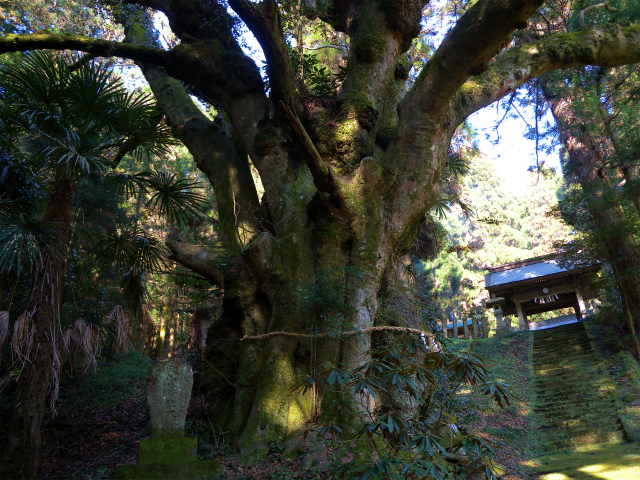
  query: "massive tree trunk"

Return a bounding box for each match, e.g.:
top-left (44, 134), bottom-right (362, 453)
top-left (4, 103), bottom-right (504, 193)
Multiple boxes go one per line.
top-left (542, 83), bottom-right (640, 333)
top-left (5, 0), bottom-right (640, 470)
top-left (2, 175), bottom-right (73, 479)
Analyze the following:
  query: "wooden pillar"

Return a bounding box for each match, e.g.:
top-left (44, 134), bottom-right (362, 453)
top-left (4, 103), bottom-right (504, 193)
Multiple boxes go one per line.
top-left (482, 315), bottom-right (488, 338)
top-left (573, 291), bottom-right (583, 320)
top-left (574, 285), bottom-right (587, 318)
top-left (453, 317), bottom-right (459, 339)
top-left (473, 315), bottom-right (479, 338)
top-left (463, 317), bottom-right (469, 339)
top-left (514, 297), bottom-right (525, 331)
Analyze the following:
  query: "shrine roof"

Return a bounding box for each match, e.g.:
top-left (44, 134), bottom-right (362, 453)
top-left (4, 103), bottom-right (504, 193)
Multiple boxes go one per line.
top-left (484, 256), bottom-right (600, 290)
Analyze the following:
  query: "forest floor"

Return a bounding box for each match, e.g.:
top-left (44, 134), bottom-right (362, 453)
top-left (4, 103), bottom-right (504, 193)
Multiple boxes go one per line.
top-left (448, 331), bottom-right (538, 480)
top-left (27, 319), bottom-right (640, 479)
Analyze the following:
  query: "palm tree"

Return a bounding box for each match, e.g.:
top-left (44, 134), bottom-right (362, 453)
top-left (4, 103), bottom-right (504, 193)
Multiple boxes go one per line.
top-left (0, 51), bottom-right (203, 479)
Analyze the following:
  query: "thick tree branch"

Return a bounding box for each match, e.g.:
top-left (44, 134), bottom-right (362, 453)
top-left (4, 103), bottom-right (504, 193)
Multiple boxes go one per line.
top-left (229, 0), bottom-right (298, 106)
top-left (401, 0), bottom-right (543, 121)
top-left (279, 101), bottom-right (351, 220)
top-left (123, 10), bottom-right (263, 251)
top-left (0, 31), bottom-right (266, 121)
top-left (453, 24), bottom-right (640, 123)
top-left (167, 240), bottom-right (232, 287)
top-left (0, 33), bottom-right (171, 64)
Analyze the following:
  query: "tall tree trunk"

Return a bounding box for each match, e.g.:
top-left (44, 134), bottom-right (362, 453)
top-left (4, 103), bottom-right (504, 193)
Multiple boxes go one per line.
top-left (2, 175), bottom-right (74, 480)
top-left (543, 83), bottom-right (640, 333)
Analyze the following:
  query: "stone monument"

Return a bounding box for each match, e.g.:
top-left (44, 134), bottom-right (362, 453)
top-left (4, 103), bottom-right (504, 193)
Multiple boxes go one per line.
top-left (116, 358), bottom-right (220, 480)
top-left (486, 297), bottom-right (509, 335)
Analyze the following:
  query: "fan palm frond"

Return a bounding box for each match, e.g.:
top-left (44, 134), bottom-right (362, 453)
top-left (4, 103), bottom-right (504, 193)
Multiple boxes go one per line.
top-left (140, 171), bottom-right (207, 224)
top-left (103, 171), bottom-right (149, 198)
top-left (94, 223), bottom-right (138, 272)
top-left (131, 233), bottom-right (166, 273)
top-left (120, 270), bottom-right (148, 321)
top-left (95, 222), bottom-right (166, 273)
top-left (0, 202), bottom-right (65, 274)
top-left (0, 51), bottom-right (70, 108)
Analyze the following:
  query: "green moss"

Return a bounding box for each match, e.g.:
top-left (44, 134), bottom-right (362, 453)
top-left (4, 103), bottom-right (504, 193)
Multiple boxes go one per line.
top-left (335, 118), bottom-right (359, 142)
top-left (339, 93), bottom-right (378, 131)
top-left (138, 436), bottom-right (198, 465)
top-left (253, 122), bottom-right (278, 155)
top-left (394, 53), bottom-right (412, 80)
top-left (545, 32), bottom-right (597, 65)
top-left (354, 34), bottom-right (386, 64)
top-left (374, 125), bottom-right (393, 151)
top-left (241, 445), bottom-right (270, 465)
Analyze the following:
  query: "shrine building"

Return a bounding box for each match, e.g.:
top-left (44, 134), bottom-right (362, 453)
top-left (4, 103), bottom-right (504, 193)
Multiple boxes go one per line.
top-left (484, 256), bottom-right (602, 332)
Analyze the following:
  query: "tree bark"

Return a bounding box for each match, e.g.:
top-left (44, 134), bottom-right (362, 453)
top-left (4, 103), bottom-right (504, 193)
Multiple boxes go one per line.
top-left (2, 175), bottom-right (74, 480)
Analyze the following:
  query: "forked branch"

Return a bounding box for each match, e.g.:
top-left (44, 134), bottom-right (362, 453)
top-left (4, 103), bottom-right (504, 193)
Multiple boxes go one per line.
top-left (278, 101), bottom-right (351, 221)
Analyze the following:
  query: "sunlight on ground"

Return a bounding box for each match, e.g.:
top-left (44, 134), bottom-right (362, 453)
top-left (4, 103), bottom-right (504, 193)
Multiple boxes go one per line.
top-left (535, 445), bottom-right (640, 480)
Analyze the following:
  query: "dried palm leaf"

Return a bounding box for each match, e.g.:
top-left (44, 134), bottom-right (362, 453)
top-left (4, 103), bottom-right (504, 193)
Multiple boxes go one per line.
top-left (12, 311), bottom-right (34, 361)
top-left (72, 318), bottom-right (87, 337)
top-left (0, 311), bottom-right (9, 355)
top-left (82, 324), bottom-right (101, 370)
top-left (107, 305), bottom-right (132, 353)
top-left (61, 325), bottom-right (77, 352)
top-left (49, 336), bottom-right (61, 413)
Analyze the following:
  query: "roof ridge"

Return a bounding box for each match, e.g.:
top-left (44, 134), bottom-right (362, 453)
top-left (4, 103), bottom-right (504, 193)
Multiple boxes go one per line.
top-left (487, 254), bottom-right (557, 273)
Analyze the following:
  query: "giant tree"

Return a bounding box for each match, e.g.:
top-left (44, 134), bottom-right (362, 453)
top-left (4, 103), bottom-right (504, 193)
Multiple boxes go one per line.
top-left (4, 0), bottom-right (640, 476)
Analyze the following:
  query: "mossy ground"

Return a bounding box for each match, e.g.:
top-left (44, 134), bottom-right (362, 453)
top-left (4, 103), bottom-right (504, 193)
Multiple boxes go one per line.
top-left (36, 352), bottom-right (152, 479)
top-left (531, 443), bottom-right (640, 479)
top-left (448, 321), bottom-right (640, 480)
top-left (448, 331), bottom-right (537, 480)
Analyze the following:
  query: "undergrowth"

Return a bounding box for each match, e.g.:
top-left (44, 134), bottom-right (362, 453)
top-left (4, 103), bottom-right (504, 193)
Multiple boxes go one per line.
top-left (447, 331), bottom-right (537, 480)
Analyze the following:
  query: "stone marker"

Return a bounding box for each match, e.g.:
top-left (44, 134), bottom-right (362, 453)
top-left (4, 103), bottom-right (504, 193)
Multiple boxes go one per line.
top-left (116, 358), bottom-right (220, 480)
top-left (486, 297), bottom-right (509, 336)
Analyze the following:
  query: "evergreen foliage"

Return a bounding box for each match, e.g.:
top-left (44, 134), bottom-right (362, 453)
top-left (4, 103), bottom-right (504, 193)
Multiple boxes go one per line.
top-left (419, 152), bottom-right (574, 323)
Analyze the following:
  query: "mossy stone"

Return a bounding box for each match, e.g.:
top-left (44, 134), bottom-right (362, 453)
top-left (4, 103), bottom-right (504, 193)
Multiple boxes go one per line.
top-left (138, 436), bottom-right (197, 465)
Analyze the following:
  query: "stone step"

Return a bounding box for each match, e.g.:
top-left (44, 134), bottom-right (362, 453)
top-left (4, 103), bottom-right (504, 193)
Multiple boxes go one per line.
top-left (539, 431), bottom-right (626, 453)
top-left (532, 338), bottom-right (591, 348)
top-left (535, 397), bottom-right (617, 412)
top-left (533, 374), bottom-right (607, 390)
top-left (532, 348), bottom-right (593, 360)
top-left (533, 354), bottom-right (597, 367)
top-left (530, 321), bottom-right (629, 464)
top-left (534, 368), bottom-right (605, 382)
top-left (537, 417), bottom-right (622, 432)
top-left (535, 386), bottom-right (615, 400)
